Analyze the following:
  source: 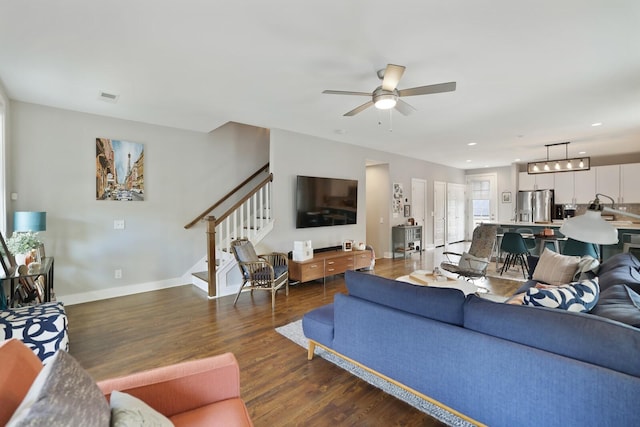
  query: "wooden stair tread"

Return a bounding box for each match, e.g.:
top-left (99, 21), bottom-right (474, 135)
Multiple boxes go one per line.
top-left (192, 271), bottom-right (209, 282)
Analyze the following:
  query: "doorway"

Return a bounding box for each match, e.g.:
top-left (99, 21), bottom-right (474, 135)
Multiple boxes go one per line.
top-left (411, 178), bottom-right (426, 250)
top-left (433, 181), bottom-right (446, 247)
top-left (466, 173), bottom-right (498, 239)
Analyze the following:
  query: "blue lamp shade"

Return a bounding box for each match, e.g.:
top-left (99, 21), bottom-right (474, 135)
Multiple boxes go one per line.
top-left (13, 211), bottom-right (47, 232)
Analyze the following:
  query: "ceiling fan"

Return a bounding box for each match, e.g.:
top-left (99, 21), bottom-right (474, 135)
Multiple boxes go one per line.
top-left (322, 64), bottom-right (456, 117)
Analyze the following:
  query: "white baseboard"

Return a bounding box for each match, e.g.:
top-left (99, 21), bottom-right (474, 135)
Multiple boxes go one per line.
top-left (58, 278), bottom-right (186, 306)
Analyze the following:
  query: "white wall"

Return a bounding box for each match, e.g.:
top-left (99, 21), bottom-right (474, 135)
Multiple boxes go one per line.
top-left (7, 102), bottom-right (465, 303)
top-left (8, 102), bottom-right (269, 303)
top-left (263, 129), bottom-right (465, 256)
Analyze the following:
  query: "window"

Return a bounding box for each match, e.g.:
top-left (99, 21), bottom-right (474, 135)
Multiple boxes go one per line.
top-left (471, 180), bottom-right (491, 224)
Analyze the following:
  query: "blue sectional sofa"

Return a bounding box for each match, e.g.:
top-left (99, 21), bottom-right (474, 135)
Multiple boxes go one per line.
top-left (302, 254), bottom-right (640, 427)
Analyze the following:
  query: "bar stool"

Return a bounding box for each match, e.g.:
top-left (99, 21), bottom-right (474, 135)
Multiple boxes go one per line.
top-left (516, 228), bottom-right (536, 254)
top-left (500, 232), bottom-right (530, 279)
top-left (536, 230), bottom-right (561, 254)
top-left (562, 238), bottom-right (599, 259)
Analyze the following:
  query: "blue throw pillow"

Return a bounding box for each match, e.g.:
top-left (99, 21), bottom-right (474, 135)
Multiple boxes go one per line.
top-left (524, 278), bottom-right (599, 312)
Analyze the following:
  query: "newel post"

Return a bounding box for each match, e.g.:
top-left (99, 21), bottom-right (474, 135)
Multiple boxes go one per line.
top-left (206, 216), bottom-right (217, 298)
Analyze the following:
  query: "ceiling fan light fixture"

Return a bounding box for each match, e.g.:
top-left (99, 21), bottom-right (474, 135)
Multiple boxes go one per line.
top-left (373, 92), bottom-right (397, 110)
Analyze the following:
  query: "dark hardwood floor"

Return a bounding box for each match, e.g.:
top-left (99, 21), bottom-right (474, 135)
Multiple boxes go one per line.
top-left (66, 253), bottom-right (520, 427)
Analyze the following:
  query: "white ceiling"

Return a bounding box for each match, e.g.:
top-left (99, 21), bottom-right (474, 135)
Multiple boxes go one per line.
top-left (1, 1), bottom-right (639, 170)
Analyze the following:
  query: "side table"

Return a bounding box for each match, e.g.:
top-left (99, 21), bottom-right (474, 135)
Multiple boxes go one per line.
top-left (1, 257), bottom-right (55, 307)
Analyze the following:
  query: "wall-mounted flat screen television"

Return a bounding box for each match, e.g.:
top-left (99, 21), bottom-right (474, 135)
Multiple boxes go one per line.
top-left (296, 175), bottom-right (358, 228)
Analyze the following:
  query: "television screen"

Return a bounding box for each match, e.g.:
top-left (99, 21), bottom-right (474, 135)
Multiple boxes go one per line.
top-left (296, 175), bottom-right (358, 228)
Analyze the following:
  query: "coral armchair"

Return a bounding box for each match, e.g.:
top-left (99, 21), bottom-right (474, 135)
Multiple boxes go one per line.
top-left (0, 339), bottom-right (253, 427)
top-left (98, 353), bottom-right (253, 427)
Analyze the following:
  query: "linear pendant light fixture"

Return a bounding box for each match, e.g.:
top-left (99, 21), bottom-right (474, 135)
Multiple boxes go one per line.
top-left (527, 141), bottom-right (590, 174)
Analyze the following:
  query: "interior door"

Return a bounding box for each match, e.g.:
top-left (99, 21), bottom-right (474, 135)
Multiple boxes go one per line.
top-left (447, 183), bottom-right (466, 244)
top-left (433, 181), bottom-right (446, 247)
top-left (411, 178), bottom-right (427, 250)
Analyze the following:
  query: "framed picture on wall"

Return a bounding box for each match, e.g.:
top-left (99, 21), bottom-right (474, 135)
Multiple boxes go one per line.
top-left (404, 204), bottom-right (411, 217)
top-left (502, 192), bottom-right (512, 203)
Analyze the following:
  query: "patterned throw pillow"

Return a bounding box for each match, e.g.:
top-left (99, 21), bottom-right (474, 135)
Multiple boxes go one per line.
top-left (523, 278), bottom-right (600, 312)
top-left (532, 248), bottom-right (581, 286)
top-left (110, 391), bottom-right (174, 427)
top-left (7, 350), bottom-right (110, 427)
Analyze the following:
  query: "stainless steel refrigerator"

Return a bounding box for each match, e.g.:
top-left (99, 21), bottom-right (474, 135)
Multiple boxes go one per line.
top-left (516, 190), bottom-right (554, 223)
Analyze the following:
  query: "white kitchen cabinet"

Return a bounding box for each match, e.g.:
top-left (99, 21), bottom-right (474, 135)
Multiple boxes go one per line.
top-left (518, 172), bottom-right (554, 191)
top-left (553, 172), bottom-right (574, 204)
top-left (553, 169), bottom-right (596, 205)
top-left (535, 173), bottom-right (555, 190)
top-left (518, 172), bottom-right (535, 191)
top-left (595, 165), bottom-right (621, 203)
top-left (621, 163), bottom-right (640, 203)
top-left (573, 169), bottom-right (596, 204)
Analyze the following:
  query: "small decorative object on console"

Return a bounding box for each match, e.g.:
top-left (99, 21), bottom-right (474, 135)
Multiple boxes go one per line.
top-left (293, 240), bottom-right (313, 261)
top-left (342, 240), bottom-right (353, 251)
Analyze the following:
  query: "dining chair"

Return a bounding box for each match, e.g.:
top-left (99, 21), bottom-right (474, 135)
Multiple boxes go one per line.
top-left (499, 232), bottom-right (530, 278)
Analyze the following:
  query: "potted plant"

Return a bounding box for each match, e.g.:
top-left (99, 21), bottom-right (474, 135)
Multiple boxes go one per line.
top-left (6, 231), bottom-right (42, 266)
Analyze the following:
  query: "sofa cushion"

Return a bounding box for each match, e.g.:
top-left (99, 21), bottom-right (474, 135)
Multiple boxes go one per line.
top-left (302, 303), bottom-right (335, 347)
top-left (7, 349), bottom-right (110, 427)
top-left (0, 340), bottom-right (43, 426)
top-left (597, 252), bottom-right (640, 275)
top-left (345, 270), bottom-right (466, 325)
top-left (110, 390), bottom-right (173, 427)
top-left (591, 284), bottom-right (640, 328)
top-left (169, 399), bottom-right (253, 427)
top-left (523, 278), bottom-right (600, 312)
top-left (595, 253), bottom-right (640, 293)
top-left (531, 248), bottom-right (581, 286)
top-left (464, 295), bottom-right (640, 377)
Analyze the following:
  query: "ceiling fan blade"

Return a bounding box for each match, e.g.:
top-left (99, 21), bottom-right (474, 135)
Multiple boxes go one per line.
top-left (344, 101), bottom-right (374, 116)
top-left (398, 82), bottom-right (456, 97)
top-left (381, 64), bottom-right (406, 91)
top-left (322, 90), bottom-right (371, 96)
top-left (394, 99), bottom-right (416, 116)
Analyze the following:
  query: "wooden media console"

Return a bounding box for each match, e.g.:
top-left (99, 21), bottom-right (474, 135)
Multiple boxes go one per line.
top-left (289, 249), bottom-right (373, 283)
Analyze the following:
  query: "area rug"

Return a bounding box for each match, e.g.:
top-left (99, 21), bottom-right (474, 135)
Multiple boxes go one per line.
top-left (485, 262), bottom-right (528, 282)
top-left (275, 320), bottom-right (478, 427)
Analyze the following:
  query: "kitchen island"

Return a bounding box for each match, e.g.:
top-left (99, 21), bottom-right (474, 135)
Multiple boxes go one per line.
top-left (488, 220), bottom-right (640, 259)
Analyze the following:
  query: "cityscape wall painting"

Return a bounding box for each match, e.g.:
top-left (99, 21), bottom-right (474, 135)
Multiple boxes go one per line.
top-left (96, 138), bottom-right (145, 201)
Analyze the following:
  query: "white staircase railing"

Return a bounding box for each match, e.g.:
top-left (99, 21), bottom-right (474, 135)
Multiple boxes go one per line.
top-left (197, 173), bottom-right (274, 298)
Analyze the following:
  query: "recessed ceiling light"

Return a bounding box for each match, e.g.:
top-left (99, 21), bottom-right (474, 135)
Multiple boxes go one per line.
top-left (591, 122), bottom-right (602, 127)
top-left (579, 151), bottom-right (586, 155)
top-left (514, 158), bottom-right (521, 162)
top-left (466, 159), bottom-right (472, 163)
top-left (334, 129), bottom-right (347, 135)
top-left (468, 142), bottom-right (477, 146)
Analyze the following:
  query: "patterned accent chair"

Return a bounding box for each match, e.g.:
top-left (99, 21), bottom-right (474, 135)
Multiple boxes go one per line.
top-left (230, 239), bottom-right (288, 310)
top-left (0, 302), bottom-right (69, 364)
top-left (440, 224), bottom-right (498, 281)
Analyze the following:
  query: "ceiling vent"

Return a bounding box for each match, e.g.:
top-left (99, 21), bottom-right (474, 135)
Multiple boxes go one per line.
top-left (98, 91), bottom-right (119, 103)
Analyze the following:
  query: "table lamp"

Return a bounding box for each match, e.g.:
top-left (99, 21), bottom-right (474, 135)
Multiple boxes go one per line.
top-left (13, 211), bottom-right (47, 262)
top-left (13, 211), bottom-right (47, 233)
top-left (559, 194), bottom-right (640, 245)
